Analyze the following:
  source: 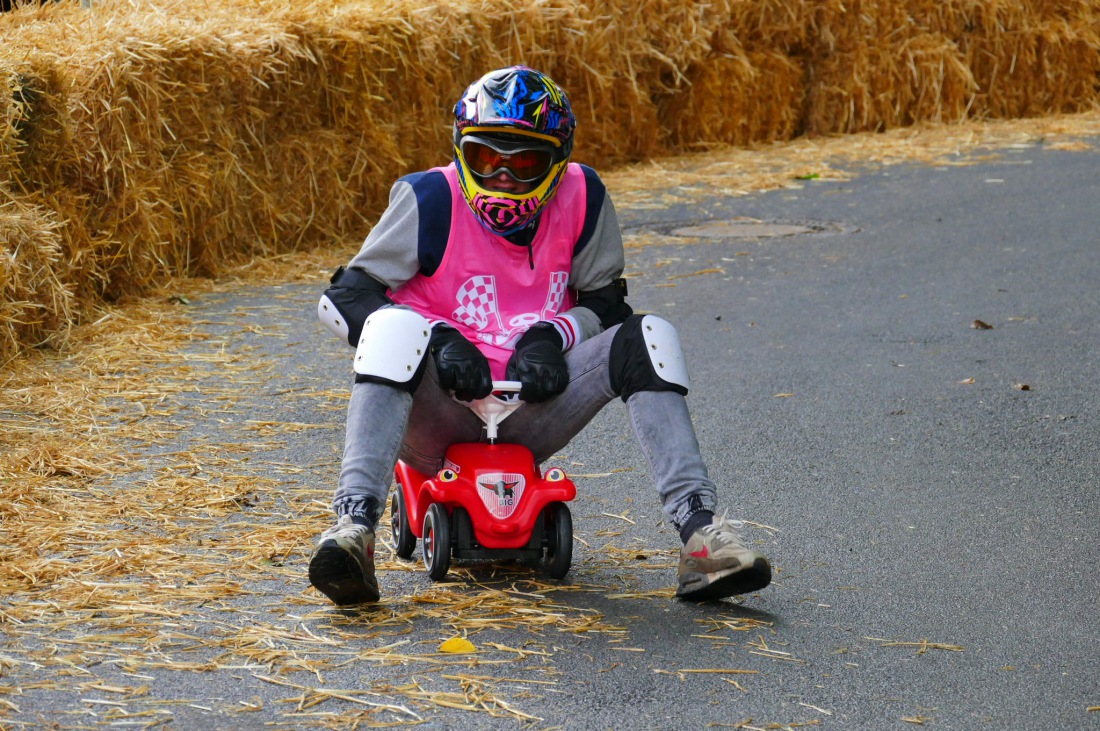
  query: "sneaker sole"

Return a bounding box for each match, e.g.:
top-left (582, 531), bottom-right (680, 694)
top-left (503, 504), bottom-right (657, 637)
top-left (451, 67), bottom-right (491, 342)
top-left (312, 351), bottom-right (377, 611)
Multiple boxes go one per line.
top-left (676, 557), bottom-right (772, 602)
top-left (308, 540), bottom-right (380, 605)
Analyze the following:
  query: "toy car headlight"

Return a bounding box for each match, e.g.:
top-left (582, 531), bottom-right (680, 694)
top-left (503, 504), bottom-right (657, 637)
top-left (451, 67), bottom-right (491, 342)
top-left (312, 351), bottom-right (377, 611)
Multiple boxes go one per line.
top-left (439, 469), bottom-right (459, 482)
top-left (545, 468), bottom-right (566, 481)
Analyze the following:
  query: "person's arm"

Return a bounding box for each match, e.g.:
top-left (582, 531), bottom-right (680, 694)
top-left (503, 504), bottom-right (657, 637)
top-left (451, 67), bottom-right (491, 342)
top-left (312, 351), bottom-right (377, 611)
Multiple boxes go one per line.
top-left (550, 165), bottom-right (633, 349)
top-left (318, 172), bottom-right (447, 346)
top-left (348, 170), bottom-right (452, 288)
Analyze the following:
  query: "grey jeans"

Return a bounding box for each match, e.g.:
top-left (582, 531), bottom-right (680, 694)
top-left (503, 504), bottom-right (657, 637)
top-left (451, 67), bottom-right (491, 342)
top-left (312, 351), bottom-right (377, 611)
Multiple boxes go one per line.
top-left (333, 325), bottom-right (718, 531)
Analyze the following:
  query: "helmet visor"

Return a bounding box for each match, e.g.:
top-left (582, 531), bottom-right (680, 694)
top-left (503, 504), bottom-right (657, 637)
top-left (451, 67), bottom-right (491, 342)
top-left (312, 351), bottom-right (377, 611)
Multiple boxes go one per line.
top-left (460, 137), bottom-right (555, 183)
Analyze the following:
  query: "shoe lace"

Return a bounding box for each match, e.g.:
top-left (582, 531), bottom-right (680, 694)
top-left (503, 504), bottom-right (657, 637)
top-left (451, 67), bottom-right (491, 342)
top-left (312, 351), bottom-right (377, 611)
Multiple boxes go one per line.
top-left (327, 516), bottom-right (373, 542)
top-left (702, 512), bottom-right (747, 549)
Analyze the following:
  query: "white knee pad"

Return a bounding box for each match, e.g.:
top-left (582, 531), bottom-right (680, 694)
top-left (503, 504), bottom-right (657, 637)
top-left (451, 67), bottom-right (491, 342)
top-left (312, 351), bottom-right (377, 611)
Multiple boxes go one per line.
top-left (609, 314), bottom-right (691, 400)
top-left (640, 315), bottom-right (691, 392)
top-left (353, 308), bottom-right (432, 385)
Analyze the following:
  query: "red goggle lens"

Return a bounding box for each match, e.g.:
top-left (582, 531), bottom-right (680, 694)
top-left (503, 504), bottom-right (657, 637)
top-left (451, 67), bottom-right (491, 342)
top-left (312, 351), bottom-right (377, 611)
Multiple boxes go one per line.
top-left (461, 141), bottom-right (554, 182)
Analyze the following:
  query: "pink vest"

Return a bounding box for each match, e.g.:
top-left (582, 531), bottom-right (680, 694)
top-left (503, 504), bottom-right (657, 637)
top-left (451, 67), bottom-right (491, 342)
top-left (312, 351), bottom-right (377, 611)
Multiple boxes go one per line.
top-left (392, 163), bottom-right (586, 379)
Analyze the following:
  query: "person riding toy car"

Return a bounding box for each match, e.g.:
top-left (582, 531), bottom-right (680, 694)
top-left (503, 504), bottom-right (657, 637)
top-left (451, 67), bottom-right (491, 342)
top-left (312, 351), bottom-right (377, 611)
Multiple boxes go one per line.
top-left (309, 65), bottom-right (772, 605)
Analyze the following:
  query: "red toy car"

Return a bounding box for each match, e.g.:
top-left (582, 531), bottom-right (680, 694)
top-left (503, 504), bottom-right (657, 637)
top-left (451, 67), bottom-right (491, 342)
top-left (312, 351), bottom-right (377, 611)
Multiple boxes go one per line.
top-left (390, 381), bottom-right (577, 581)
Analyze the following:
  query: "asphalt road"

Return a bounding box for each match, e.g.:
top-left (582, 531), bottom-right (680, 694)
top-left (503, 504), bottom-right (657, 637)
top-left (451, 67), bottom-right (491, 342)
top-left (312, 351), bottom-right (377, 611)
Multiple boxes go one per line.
top-left (5, 136), bottom-right (1098, 730)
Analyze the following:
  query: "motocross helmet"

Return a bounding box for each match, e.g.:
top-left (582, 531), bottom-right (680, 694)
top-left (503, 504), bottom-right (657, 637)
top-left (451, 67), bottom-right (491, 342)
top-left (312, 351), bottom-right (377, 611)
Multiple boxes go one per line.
top-left (453, 66), bottom-right (576, 236)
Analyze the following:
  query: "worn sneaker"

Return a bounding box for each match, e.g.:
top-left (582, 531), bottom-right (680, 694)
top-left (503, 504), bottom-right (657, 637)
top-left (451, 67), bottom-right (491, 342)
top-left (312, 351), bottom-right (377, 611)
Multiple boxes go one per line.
top-left (308, 516), bottom-right (380, 605)
top-left (676, 514), bottom-right (772, 601)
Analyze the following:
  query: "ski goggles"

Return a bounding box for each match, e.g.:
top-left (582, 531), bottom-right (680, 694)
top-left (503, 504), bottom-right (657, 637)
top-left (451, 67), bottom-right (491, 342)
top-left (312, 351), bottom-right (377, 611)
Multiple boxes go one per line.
top-left (459, 136), bottom-right (556, 183)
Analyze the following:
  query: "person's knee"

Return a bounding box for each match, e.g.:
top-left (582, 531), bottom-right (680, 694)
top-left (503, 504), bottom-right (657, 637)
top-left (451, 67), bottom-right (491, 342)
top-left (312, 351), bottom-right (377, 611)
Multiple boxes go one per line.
top-left (608, 315), bottom-right (690, 402)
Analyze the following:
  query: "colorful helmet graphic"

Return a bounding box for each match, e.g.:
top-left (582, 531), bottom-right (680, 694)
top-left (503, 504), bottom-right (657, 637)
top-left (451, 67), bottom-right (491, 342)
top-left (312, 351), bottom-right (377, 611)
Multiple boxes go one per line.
top-left (453, 66), bottom-right (577, 236)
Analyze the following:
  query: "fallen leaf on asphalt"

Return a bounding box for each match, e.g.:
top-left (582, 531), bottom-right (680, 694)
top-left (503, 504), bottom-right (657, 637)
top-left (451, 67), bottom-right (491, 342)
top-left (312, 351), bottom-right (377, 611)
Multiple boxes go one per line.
top-left (959, 378), bottom-right (976, 384)
top-left (439, 637), bottom-right (477, 654)
top-left (1014, 383), bottom-right (1032, 391)
top-left (971, 319), bottom-right (994, 329)
top-left (774, 393), bottom-right (795, 398)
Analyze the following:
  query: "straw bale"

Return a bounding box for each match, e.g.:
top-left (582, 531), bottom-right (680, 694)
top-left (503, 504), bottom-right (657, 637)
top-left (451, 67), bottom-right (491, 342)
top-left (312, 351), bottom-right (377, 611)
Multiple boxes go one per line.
top-left (1, 0), bottom-right (1100, 365)
top-left (0, 187), bottom-right (74, 359)
top-left (727, 0), bottom-right (840, 54)
top-left (950, 0), bottom-right (1100, 118)
top-left (802, 0), bottom-right (1100, 134)
top-left (801, 1), bottom-right (979, 133)
top-left (806, 31), bottom-right (978, 133)
top-left (660, 47), bottom-right (805, 149)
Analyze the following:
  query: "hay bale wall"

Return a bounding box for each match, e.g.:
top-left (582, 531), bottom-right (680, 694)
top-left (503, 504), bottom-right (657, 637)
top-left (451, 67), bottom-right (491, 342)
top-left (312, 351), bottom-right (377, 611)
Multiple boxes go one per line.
top-left (0, 185), bottom-right (73, 354)
top-left (1, 0), bottom-right (1098, 363)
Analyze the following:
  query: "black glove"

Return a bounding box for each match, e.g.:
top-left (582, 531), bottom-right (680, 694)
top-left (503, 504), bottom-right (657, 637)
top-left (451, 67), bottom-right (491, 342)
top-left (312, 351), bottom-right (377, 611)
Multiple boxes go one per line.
top-left (506, 322), bottom-right (569, 403)
top-left (430, 325), bottom-right (492, 402)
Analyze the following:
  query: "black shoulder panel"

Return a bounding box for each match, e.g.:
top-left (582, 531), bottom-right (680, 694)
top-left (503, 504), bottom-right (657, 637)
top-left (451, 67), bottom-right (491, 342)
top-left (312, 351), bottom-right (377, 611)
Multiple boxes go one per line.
top-left (575, 164), bottom-right (606, 257)
top-left (402, 170), bottom-right (452, 277)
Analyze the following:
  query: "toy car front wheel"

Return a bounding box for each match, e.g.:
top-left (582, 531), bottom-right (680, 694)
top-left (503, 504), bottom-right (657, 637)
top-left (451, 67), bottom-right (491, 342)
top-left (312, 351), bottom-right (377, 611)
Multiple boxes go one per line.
top-left (422, 503), bottom-right (452, 581)
top-left (543, 502), bottom-right (573, 580)
top-left (391, 490), bottom-right (416, 560)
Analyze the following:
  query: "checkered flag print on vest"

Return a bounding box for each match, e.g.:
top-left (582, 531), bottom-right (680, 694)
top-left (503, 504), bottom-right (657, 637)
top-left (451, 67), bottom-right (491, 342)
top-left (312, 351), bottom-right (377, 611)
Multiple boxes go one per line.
top-left (541, 271), bottom-right (568, 316)
top-left (453, 275), bottom-right (502, 331)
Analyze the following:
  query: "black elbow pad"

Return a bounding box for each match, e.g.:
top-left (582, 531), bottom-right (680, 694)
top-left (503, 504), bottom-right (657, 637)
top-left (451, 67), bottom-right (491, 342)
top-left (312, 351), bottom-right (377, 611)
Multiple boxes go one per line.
top-left (576, 278), bottom-right (633, 329)
top-left (318, 266), bottom-right (395, 346)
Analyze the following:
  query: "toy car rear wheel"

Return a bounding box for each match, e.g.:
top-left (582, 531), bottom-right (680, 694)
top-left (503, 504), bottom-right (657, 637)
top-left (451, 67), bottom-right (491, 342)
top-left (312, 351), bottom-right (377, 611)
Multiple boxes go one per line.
top-left (422, 503), bottom-right (452, 581)
top-left (543, 502), bottom-right (573, 580)
top-left (391, 490), bottom-right (416, 560)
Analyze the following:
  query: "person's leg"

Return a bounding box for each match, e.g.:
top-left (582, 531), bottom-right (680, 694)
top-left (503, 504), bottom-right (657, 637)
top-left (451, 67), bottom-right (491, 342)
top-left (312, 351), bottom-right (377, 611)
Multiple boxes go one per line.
top-left (332, 382), bottom-right (413, 526)
top-left (456, 335), bottom-right (734, 582)
top-left (504, 325), bottom-right (718, 534)
top-left (328, 326), bottom-right (720, 536)
top-left (625, 389), bottom-right (717, 527)
top-left (310, 363), bottom-right (481, 605)
top-left (626, 389), bottom-right (771, 600)
top-left (396, 364), bottom-right (484, 475)
top-left (497, 327), bottom-right (620, 459)
top-left (562, 315), bottom-right (772, 601)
